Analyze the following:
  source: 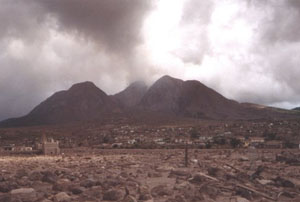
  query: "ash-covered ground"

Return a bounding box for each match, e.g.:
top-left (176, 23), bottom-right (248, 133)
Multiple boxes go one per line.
top-left (1, 149), bottom-right (300, 202)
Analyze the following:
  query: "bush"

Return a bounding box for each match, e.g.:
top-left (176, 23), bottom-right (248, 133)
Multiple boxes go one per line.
top-left (230, 138), bottom-right (241, 148)
top-left (190, 128), bottom-right (200, 139)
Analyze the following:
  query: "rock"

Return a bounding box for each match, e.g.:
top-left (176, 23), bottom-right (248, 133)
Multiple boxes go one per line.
top-left (15, 169), bottom-right (27, 178)
top-left (138, 186), bottom-right (152, 201)
top-left (147, 172), bottom-right (162, 178)
top-left (41, 199), bottom-right (52, 202)
top-left (10, 188), bottom-right (35, 195)
top-left (102, 178), bottom-right (122, 189)
top-left (10, 188), bottom-right (37, 202)
top-left (189, 174), bottom-right (206, 184)
top-left (83, 186), bottom-right (102, 199)
top-left (156, 166), bottom-right (174, 172)
top-left (199, 184), bottom-right (219, 200)
top-left (53, 179), bottom-right (71, 191)
top-left (173, 181), bottom-right (190, 191)
top-left (17, 176), bottom-right (31, 187)
top-left (239, 156), bottom-right (249, 161)
top-left (103, 189), bottom-right (124, 201)
top-left (70, 186), bottom-right (85, 195)
top-left (151, 185), bottom-right (173, 198)
top-left (0, 182), bottom-right (12, 193)
top-left (165, 195), bottom-right (187, 202)
top-left (54, 192), bottom-right (71, 202)
top-left (0, 194), bottom-right (10, 202)
top-left (123, 195), bottom-right (138, 202)
top-left (120, 172), bottom-right (129, 178)
top-left (273, 177), bottom-right (295, 188)
top-left (207, 167), bottom-right (224, 178)
top-left (236, 196), bottom-right (250, 202)
top-left (257, 179), bottom-right (272, 185)
top-left (42, 170), bottom-right (58, 184)
top-left (29, 171), bottom-right (43, 181)
top-left (80, 179), bottom-right (96, 188)
top-left (236, 187), bottom-right (252, 201)
top-left (169, 169), bottom-right (191, 177)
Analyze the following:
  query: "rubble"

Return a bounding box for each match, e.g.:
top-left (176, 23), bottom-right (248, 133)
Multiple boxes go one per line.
top-left (0, 147), bottom-right (299, 201)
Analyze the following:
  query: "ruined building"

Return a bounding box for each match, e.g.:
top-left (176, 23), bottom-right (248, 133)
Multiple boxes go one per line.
top-left (36, 134), bottom-right (60, 155)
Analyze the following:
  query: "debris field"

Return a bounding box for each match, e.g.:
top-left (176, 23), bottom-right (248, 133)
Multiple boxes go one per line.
top-left (0, 148), bottom-right (300, 202)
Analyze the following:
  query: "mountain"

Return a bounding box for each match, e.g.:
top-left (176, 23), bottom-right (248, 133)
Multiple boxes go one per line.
top-left (138, 75), bottom-right (245, 119)
top-left (293, 107), bottom-right (300, 111)
top-left (113, 81), bottom-right (148, 108)
top-left (1, 75), bottom-right (299, 127)
top-left (0, 81), bottom-right (120, 127)
top-left (138, 76), bottom-right (183, 112)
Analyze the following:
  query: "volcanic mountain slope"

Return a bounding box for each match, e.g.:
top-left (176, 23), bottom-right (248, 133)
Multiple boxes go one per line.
top-left (0, 82), bottom-right (120, 127)
top-left (112, 81), bottom-right (148, 108)
top-left (1, 75), bottom-right (299, 127)
top-left (138, 75), bottom-right (297, 119)
top-left (138, 75), bottom-right (246, 119)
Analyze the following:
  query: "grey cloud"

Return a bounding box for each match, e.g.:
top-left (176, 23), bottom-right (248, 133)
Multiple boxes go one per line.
top-left (0, 0), bottom-right (154, 121)
top-left (37, 0), bottom-right (152, 55)
top-left (254, 0), bottom-right (300, 44)
top-left (174, 0), bottom-right (214, 64)
top-left (1, 0), bottom-right (300, 121)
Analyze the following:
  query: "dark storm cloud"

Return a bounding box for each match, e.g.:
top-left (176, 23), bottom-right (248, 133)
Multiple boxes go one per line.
top-left (36, 0), bottom-right (152, 55)
top-left (0, 0), bottom-right (153, 121)
top-left (1, 0), bottom-right (300, 121)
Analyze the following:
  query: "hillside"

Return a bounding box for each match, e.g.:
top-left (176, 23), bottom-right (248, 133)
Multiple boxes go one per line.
top-left (0, 82), bottom-right (120, 127)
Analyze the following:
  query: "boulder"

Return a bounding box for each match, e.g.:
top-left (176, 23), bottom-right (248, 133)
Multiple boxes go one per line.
top-left (236, 196), bottom-right (250, 202)
top-left (189, 174), bottom-right (207, 184)
top-left (169, 169), bottom-right (191, 178)
top-left (70, 186), bottom-right (85, 195)
top-left (54, 192), bottom-right (71, 202)
top-left (53, 179), bottom-right (71, 192)
top-left (103, 189), bottom-right (124, 201)
top-left (138, 186), bottom-right (152, 201)
top-left (151, 185), bottom-right (173, 198)
top-left (29, 171), bottom-right (43, 181)
top-left (0, 182), bottom-right (12, 193)
top-left (147, 172), bottom-right (162, 178)
top-left (80, 179), bottom-right (96, 188)
top-left (123, 195), bottom-right (138, 202)
top-left (42, 171), bottom-right (58, 184)
top-left (10, 188), bottom-right (37, 202)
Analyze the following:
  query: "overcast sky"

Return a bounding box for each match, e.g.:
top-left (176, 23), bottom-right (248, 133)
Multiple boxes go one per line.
top-left (1, 0), bottom-right (300, 121)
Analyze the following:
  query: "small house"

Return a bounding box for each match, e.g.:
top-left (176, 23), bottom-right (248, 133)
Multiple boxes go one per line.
top-left (40, 135), bottom-right (60, 155)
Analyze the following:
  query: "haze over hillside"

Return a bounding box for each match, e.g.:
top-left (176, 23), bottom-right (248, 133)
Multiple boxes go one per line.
top-left (0, 75), bottom-right (299, 128)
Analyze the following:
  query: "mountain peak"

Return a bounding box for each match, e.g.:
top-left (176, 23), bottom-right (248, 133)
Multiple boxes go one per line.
top-left (69, 81), bottom-right (98, 91)
top-left (156, 75), bottom-right (182, 83)
top-left (113, 80), bottom-right (148, 108)
top-left (128, 80), bottom-right (147, 89)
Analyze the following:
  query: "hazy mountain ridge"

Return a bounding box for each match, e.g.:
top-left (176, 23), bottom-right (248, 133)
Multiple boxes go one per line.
top-left (113, 81), bottom-right (148, 108)
top-left (0, 76), bottom-right (299, 127)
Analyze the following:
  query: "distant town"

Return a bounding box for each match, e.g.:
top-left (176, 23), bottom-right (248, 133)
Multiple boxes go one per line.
top-left (1, 119), bottom-right (299, 155)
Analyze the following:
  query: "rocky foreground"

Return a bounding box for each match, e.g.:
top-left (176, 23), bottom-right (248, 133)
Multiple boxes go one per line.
top-left (0, 149), bottom-right (300, 202)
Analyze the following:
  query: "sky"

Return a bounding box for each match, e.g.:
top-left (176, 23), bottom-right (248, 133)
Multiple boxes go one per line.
top-left (1, 0), bottom-right (300, 121)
